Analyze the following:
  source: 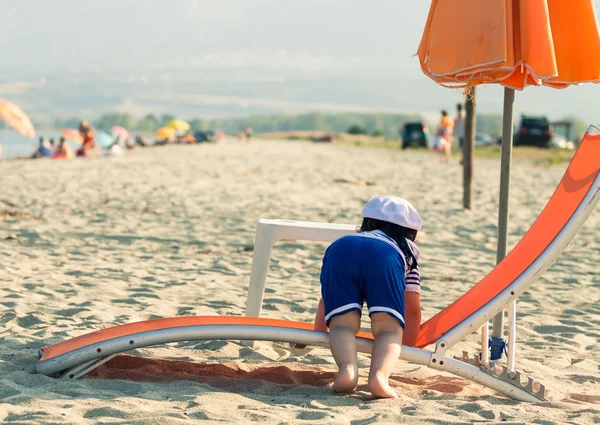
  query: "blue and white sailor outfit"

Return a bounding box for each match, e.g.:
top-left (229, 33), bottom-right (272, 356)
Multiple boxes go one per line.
top-left (320, 229), bottom-right (421, 328)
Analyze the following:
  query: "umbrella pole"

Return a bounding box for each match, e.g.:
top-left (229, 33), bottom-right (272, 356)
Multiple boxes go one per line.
top-left (463, 87), bottom-right (476, 209)
top-left (491, 88), bottom-right (515, 347)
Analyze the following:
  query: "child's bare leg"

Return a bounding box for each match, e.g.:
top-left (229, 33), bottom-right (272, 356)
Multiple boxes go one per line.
top-left (328, 311), bottom-right (361, 393)
top-left (368, 313), bottom-right (404, 398)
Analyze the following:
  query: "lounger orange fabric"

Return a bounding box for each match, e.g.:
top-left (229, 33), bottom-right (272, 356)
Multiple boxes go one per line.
top-left (415, 131), bottom-right (600, 347)
top-left (417, 0), bottom-right (600, 89)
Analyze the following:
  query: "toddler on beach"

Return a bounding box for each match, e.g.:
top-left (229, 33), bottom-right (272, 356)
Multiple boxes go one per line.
top-left (312, 196), bottom-right (422, 398)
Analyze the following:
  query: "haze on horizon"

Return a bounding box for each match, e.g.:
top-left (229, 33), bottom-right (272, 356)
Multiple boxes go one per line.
top-left (0, 0), bottom-right (599, 123)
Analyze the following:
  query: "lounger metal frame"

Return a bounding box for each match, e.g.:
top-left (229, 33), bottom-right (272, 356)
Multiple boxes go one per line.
top-left (38, 320), bottom-right (543, 402)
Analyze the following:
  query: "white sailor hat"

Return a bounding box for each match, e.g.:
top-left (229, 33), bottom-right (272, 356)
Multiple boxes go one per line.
top-left (361, 196), bottom-right (423, 231)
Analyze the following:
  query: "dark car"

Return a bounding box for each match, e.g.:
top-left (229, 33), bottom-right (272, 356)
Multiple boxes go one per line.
top-left (311, 134), bottom-right (335, 143)
top-left (400, 121), bottom-right (429, 149)
top-left (515, 115), bottom-right (554, 147)
top-left (194, 130), bottom-right (215, 143)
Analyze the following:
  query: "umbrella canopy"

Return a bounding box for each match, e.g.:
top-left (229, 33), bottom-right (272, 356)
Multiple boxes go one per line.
top-left (156, 127), bottom-right (176, 139)
top-left (166, 119), bottom-right (190, 132)
top-left (0, 99), bottom-right (36, 138)
top-left (111, 126), bottom-right (130, 141)
top-left (97, 132), bottom-right (116, 149)
top-left (61, 128), bottom-right (84, 144)
top-left (418, 0), bottom-right (600, 90)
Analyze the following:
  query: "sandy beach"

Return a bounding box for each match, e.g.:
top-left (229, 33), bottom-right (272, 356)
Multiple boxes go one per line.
top-left (0, 139), bottom-right (598, 424)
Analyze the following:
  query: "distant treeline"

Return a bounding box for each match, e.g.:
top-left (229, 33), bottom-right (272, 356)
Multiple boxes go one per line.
top-left (48, 111), bottom-right (590, 141)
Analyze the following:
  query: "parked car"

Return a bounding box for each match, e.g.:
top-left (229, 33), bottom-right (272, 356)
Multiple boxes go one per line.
top-left (515, 115), bottom-right (554, 147)
top-left (311, 134), bottom-right (335, 143)
top-left (193, 130), bottom-right (215, 143)
top-left (400, 121), bottom-right (429, 149)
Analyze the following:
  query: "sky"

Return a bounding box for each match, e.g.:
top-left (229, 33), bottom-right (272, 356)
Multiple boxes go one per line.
top-left (0, 0), bottom-right (599, 122)
top-left (0, 0), bottom-right (430, 73)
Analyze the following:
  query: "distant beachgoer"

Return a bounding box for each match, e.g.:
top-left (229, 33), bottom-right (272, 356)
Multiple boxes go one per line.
top-left (33, 137), bottom-right (53, 158)
top-left (135, 135), bottom-right (150, 147)
top-left (245, 126), bottom-right (253, 142)
top-left (79, 121), bottom-right (95, 147)
top-left (76, 145), bottom-right (91, 157)
top-left (125, 136), bottom-right (135, 150)
top-left (76, 120), bottom-right (96, 157)
top-left (49, 138), bottom-right (56, 153)
top-left (437, 110), bottom-right (455, 162)
top-left (53, 137), bottom-right (74, 159)
top-left (106, 140), bottom-right (125, 157)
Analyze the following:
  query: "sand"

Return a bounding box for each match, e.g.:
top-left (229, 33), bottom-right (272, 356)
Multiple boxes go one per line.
top-left (0, 139), bottom-right (598, 424)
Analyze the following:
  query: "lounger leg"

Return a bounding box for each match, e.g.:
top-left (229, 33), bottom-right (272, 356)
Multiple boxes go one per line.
top-left (507, 300), bottom-right (517, 375)
top-left (244, 222), bottom-right (275, 347)
top-left (481, 321), bottom-right (489, 366)
top-left (60, 354), bottom-right (118, 380)
top-left (245, 222), bottom-right (275, 318)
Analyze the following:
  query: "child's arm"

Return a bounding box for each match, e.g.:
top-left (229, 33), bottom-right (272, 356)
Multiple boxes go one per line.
top-left (403, 292), bottom-right (421, 347)
top-left (403, 266), bottom-right (422, 347)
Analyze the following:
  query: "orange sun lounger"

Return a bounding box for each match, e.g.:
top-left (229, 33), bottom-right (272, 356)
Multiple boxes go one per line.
top-left (36, 127), bottom-right (600, 402)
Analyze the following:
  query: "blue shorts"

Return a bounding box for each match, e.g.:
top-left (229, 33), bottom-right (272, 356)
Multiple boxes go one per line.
top-left (320, 234), bottom-right (406, 328)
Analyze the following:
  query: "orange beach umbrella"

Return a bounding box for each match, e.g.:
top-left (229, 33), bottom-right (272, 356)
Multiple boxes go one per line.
top-left (418, 0), bottom-right (600, 90)
top-left (0, 99), bottom-right (36, 138)
top-left (61, 128), bottom-right (84, 144)
top-left (417, 0), bottom-right (600, 345)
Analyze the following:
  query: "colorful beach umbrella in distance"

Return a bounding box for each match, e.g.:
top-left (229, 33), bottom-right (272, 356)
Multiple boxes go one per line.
top-left (166, 119), bottom-right (190, 132)
top-left (111, 126), bottom-right (130, 142)
top-left (61, 128), bottom-right (84, 144)
top-left (97, 132), bottom-right (115, 149)
top-left (0, 99), bottom-right (36, 138)
top-left (417, 0), bottom-right (600, 346)
top-left (156, 127), bottom-right (176, 139)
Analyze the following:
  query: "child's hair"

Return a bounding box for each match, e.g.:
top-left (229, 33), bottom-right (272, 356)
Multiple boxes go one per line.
top-left (359, 217), bottom-right (418, 270)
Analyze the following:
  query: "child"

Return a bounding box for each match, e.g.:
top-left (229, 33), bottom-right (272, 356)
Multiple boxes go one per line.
top-left (314, 196), bottom-right (422, 398)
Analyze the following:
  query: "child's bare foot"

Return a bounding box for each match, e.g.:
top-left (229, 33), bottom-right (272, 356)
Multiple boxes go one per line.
top-left (368, 375), bottom-right (398, 398)
top-left (332, 364), bottom-right (358, 394)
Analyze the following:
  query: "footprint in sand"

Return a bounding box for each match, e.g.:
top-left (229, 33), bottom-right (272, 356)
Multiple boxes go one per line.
top-left (567, 394), bottom-right (600, 404)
